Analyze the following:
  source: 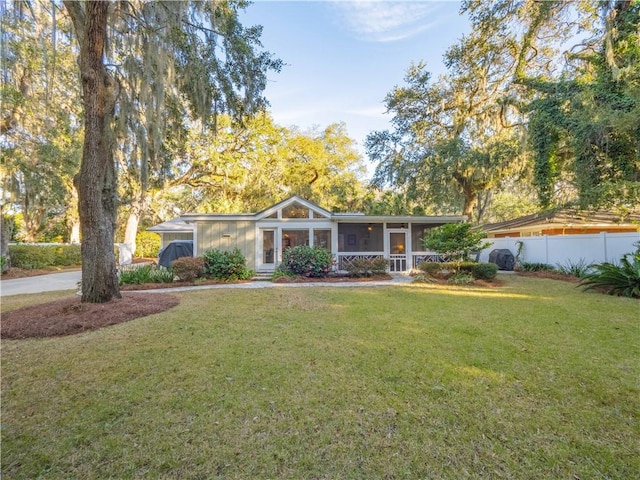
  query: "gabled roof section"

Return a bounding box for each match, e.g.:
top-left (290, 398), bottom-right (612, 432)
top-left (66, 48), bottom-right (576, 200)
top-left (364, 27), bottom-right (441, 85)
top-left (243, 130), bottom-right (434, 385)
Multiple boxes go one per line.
top-left (480, 209), bottom-right (640, 233)
top-left (147, 217), bottom-right (193, 233)
top-left (255, 195), bottom-right (333, 220)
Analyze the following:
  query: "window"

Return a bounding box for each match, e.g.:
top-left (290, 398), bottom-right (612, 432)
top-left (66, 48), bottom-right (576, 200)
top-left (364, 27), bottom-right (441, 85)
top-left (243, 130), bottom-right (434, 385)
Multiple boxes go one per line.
top-left (282, 230), bottom-right (309, 249)
top-left (411, 224), bottom-right (434, 251)
top-left (313, 229), bottom-right (331, 251)
top-left (282, 202), bottom-right (309, 219)
top-left (338, 224), bottom-right (383, 252)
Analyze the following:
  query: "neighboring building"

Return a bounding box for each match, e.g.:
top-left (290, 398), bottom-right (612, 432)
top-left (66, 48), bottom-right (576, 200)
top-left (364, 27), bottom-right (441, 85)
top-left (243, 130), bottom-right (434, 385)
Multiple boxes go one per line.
top-left (150, 196), bottom-right (465, 273)
top-left (480, 209), bottom-right (640, 238)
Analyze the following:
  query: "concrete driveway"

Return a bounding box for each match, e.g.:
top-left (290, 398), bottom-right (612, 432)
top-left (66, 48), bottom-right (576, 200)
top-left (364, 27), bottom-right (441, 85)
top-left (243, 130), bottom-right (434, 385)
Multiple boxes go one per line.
top-left (0, 270), bottom-right (82, 297)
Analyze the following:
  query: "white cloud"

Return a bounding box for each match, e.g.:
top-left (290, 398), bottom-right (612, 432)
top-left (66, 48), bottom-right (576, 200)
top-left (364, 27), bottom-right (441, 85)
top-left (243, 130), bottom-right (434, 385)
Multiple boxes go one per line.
top-left (329, 1), bottom-right (449, 42)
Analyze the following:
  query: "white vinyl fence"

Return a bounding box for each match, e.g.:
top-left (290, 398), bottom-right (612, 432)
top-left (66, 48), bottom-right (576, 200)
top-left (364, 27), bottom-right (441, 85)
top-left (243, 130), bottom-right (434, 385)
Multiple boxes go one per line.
top-left (478, 232), bottom-right (640, 267)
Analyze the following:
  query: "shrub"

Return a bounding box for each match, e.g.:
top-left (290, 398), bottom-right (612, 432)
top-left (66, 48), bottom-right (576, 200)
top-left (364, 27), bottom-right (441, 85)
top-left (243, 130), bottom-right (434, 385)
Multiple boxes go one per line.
top-left (172, 257), bottom-right (204, 282)
top-left (470, 262), bottom-right (498, 281)
top-left (417, 261), bottom-right (496, 281)
top-left (417, 261), bottom-right (455, 279)
top-left (282, 245), bottom-right (332, 278)
top-left (448, 272), bottom-right (475, 285)
top-left (8, 244), bottom-right (82, 269)
top-left (136, 232), bottom-right (161, 258)
top-left (203, 248), bottom-right (253, 280)
top-left (119, 265), bottom-right (174, 285)
top-left (345, 257), bottom-right (388, 277)
top-left (518, 262), bottom-right (556, 272)
top-left (556, 258), bottom-right (592, 278)
top-left (580, 253), bottom-right (640, 298)
top-left (417, 261), bottom-right (444, 275)
top-left (422, 223), bottom-right (492, 262)
top-left (412, 273), bottom-right (436, 284)
top-left (272, 263), bottom-right (295, 281)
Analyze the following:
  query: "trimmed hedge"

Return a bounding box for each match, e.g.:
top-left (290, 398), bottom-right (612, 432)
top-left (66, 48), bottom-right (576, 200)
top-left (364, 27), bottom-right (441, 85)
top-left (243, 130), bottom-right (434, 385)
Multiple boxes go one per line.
top-left (417, 261), bottom-right (497, 281)
top-left (8, 244), bottom-right (82, 269)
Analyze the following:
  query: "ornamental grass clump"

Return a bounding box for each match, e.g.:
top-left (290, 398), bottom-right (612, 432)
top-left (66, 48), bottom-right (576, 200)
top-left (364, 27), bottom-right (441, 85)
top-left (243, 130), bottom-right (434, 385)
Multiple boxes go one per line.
top-left (282, 245), bottom-right (332, 278)
top-left (119, 265), bottom-right (174, 285)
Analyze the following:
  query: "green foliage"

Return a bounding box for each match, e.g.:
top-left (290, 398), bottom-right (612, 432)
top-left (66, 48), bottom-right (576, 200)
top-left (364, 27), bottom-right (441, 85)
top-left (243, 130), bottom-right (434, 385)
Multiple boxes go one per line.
top-left (411, 272), bottom-right (437, 284)
top-left (470, 262), bottom-right (498, 281)
top-left (447, 271), bottom-right (476, 285)
top-left (344, 257), bottom-right (388, 278)
top-left (171, 257), bottom-right (204, 282)
top-left (282, 245), bottom-right (332, 278)
top-left (0, 255), bottom-right (7, 271)
top-left (272, 263), bottom-right (296, 281)
top-left (580, 254), bottom-right (640, 299)
top-left (422, 223), bottom-right (492, 262)
top-left (136, 232), bottom-right (161, 258)
top-left (417, 261), bottom-right (497, 281)
top-left (1, 3), bottom-right (83, 242)
top-left (118, 265), bottom-right (174, 285)
top-left (416, 261), bottom-right (444, 275)
top-left (520, 2), bottom-right (640, 210)
top-left (519, 262), bottom-right (556, 272)
top-left (203, 248), bottom-right (253, 280)
top-left (8, 245), bottom-right (82, 269)
top-left (556, 259), bottom-right (593, 278)
top-left (1, 215), bottom-right (20, 241)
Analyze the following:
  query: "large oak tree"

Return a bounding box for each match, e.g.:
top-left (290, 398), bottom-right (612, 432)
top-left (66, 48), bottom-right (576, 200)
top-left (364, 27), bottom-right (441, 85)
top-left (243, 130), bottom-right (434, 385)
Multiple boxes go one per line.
top-left (63, 0), bottom-right (280, 302)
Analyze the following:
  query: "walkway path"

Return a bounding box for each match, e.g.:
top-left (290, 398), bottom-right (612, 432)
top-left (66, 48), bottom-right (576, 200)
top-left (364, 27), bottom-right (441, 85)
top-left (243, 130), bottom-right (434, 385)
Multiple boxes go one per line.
top-left (1, 271), bottom-right (413, 297)
top-left (1, 270), bottom-right (82, 297)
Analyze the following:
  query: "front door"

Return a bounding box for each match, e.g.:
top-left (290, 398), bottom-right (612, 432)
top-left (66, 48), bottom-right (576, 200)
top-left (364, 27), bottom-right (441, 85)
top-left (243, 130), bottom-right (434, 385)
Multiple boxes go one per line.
top-left (258, 229), bottom-right (276, 271)
top-left (388, 230), bottom-right (407, 272)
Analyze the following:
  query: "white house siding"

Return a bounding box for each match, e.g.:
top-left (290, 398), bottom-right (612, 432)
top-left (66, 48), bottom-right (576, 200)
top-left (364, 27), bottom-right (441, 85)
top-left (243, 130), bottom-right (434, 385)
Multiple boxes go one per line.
top-left (196, 220), bottom-right (257, 270)
top-left (479, 232), bottom-right (640, 266)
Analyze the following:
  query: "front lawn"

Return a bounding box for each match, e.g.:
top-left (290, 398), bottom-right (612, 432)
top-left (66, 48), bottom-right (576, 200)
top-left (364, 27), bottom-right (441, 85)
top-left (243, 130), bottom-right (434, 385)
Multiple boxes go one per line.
top-left (2, 276), bottom-right (638, 479)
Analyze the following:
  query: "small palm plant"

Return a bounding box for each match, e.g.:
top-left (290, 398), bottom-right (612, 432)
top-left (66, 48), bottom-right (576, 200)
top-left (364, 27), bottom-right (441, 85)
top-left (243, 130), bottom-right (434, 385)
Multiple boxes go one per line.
top-left (580, 253), bottom-right (640, 298)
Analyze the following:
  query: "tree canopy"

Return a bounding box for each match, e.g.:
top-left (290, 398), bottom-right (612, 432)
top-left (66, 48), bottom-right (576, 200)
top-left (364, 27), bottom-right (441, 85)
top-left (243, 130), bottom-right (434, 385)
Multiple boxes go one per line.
top-left (368, 0), bottom-right (639, 221)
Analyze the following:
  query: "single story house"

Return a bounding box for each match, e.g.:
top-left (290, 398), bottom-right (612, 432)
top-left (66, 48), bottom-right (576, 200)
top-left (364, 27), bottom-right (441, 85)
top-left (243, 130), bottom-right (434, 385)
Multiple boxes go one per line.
top-left (480, 209), bottom-right (640, 238)
top-left (149, 196), bottom-right (465, 273)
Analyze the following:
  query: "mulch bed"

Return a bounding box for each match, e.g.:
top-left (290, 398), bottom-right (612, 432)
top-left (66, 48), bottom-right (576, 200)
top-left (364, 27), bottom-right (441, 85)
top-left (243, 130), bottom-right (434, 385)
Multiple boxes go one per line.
top-left (2, 292), bottom-right (180, 340)
top-left (515, 271), bottom-right (581, 283)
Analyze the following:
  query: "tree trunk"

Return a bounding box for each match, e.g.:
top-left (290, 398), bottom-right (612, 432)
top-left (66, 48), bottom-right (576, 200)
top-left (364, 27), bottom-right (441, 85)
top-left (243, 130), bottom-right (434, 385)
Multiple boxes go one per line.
top-left (70, 220), bottom-right (81, 244)
top-left (68, 187), bottom-right (81, 244)
top-left (453, 173), bottom-right (477, 220)
top-left (123, 196), bottom-right (147, 257)
top-left (66, 1), bottom-right (120, 302)
top-left (1, 214), bottom-right (13, 271)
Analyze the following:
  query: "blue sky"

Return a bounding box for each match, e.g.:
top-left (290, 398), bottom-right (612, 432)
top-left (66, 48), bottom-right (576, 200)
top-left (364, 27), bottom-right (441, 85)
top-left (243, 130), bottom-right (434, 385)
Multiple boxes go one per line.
top-left (240, 1), bottom-right (471, 169)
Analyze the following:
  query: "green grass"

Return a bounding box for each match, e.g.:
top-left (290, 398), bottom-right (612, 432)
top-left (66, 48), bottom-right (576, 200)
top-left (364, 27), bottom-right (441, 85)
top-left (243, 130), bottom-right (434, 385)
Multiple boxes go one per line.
top-left (2, 276), bottom-right (638, 479)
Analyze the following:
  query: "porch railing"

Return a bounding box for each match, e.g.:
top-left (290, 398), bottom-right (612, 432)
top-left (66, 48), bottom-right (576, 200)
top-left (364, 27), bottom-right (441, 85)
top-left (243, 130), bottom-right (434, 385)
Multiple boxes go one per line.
top-left (336, 252), bottom-right (444, 272)
top-left (336, 253), bottom-right (385, 271)
top-left (412, 253), bottom-right (444, 268)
